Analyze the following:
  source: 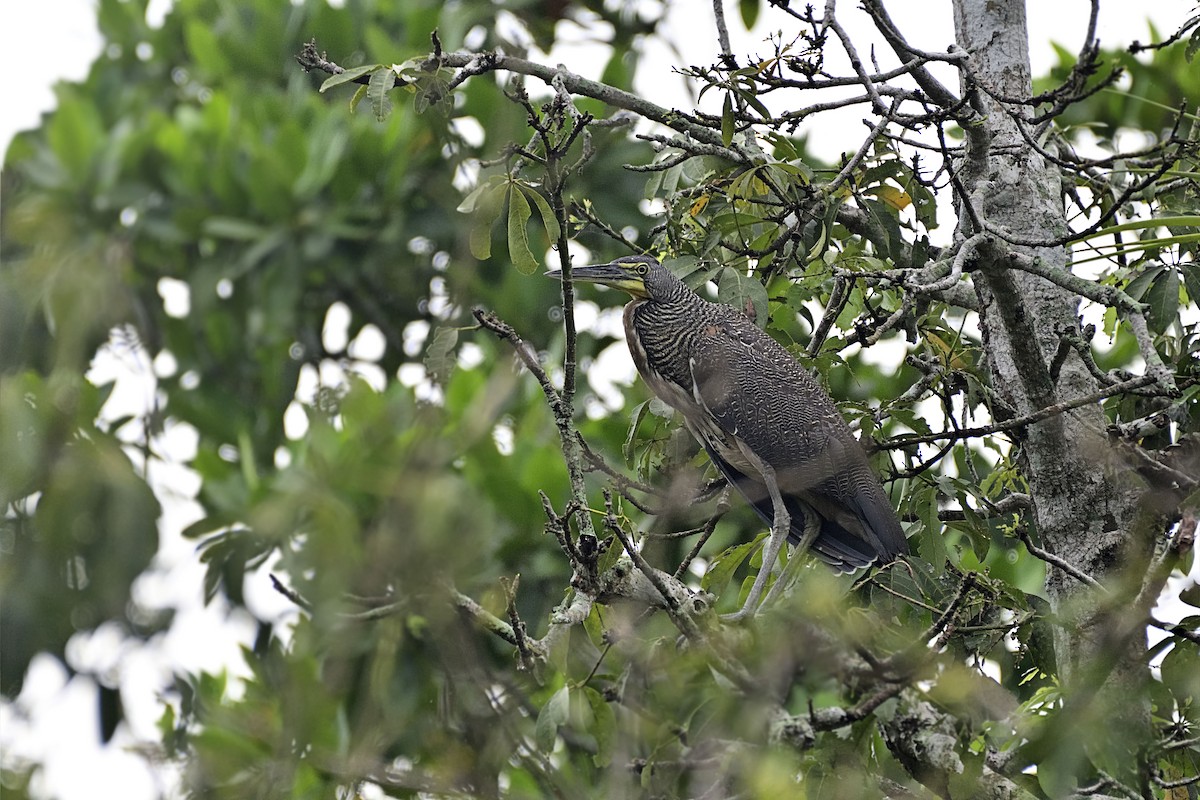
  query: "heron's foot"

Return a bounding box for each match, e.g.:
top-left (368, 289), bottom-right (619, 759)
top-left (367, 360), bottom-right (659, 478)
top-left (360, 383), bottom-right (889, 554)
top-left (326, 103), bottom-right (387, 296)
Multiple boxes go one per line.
top-left (718, 543), bottom-right (786, 624)
top-left (719, 468), bottom-right (792, 624)
top-left (718, 564), bottom-right (799, 623)
top-left (719, 601), bottom-right (760, 624)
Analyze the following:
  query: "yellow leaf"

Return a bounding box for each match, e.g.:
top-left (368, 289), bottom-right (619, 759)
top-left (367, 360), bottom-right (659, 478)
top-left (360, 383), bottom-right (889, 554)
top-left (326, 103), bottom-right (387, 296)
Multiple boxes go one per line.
top-left (926, 332), bottom-right (967, 369)
top-left (689, 194), bottom-right (710, 217)
top-left (874, 184), bottom-right (912, 211)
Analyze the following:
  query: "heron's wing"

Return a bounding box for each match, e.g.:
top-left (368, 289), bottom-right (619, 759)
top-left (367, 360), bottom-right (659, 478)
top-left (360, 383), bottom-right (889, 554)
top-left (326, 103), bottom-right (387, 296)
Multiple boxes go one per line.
top-left (699, 441), bottom-right (878, 571)
top-left (688, 315), bottom-right (908, 562)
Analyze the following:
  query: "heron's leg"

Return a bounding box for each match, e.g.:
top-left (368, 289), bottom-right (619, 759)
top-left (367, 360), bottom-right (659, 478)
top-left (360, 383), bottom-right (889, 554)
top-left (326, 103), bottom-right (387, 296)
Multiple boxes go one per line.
top-left (761, 506), bottom-right (820, 609)
top-left (721, 464), bottom-right (790, 622)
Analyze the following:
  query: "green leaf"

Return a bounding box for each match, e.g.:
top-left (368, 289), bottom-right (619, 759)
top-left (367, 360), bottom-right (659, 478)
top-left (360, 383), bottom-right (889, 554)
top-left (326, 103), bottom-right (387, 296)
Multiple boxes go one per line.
top-left (859, 198), bottom-right (905, 260)
top-left (727, 169), bottom-right (766, 200)
top-left (597, 536), bottom-right (624, 576)
top-left (292, 117), bottom-right (349, 200)
top-left (661, 160), bottom-right (686, 195)
top-left (456, 180), bottom-right (495, 214)
top-left (909, 483), bottom-right (948, 571)
top-left (663, 255), bottom-right (708, 285)
top-left (367, 67), bottom-right (394, 121)
top-left (520, 185), bottom-right (562, 247)
top-left (535, 686), bottom-right (570, 752)
top-left (507, 184), bottom-right (537, 274)
top-left (184, 20), bottom-right (229, 78)
top-left (716, 266), bottom-right (769, 327)
top-left (181, 514), bottom-right (235, 540)
top-left (598, 48), bottom-right (634, 92)
top-left (582, 603), bottom-right (607, 648)
top-left (203, 217), bottom-right (268, 241)
top-left (156, 703), bottom-right (177, 745)
top-left (623, 400), bottom-right (650, 464)
top-left (1073, 215), bottom-right (1200, 240)
top-left (721, 93), bottom-right (735, 147)
top-left (1124, 264), bottom-right (1165, 301)
top-left (46, 91), bottom-right (103, 178)
top-left (734, 86), bottom-right (772, 120)
top-left (701, 534), bottom-right (766, 596)
top-left (807, 223), bottom-right (828, 262)
top-left (463, 179), bottom-right (507, 260)
top-left (1159, 640), bottom-right (1200, 703)
top-left (424, 327), bottom-right (459, 385)
top-left (739, 0), bottom-right (760, 29)
top-left (584, 687), bottom-right (616, 767)
top-left (318, 64), bottom-right (382, 93)
top-left (470, 221), bottom-right (493, 260)
top-left (1178, 584), bottom-right (1200, 609)
top-left (1182, 263), bottom-right (1200, 307)
top-left (1144, 267), bottom-right (1179, 331)
top-left (412, 74), bottom-right (444, 115)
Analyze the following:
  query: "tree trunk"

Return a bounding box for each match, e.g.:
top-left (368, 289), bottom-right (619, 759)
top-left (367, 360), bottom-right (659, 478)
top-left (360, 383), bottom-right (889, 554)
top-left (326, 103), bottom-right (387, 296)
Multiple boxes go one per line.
top-left (950, 0), bottom-right (1152, 781)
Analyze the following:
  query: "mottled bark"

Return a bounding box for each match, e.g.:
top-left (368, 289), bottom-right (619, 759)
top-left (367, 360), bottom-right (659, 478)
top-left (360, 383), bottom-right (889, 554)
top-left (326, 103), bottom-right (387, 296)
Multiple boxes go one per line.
top-left (951, 0), bottom-right (1152, 773)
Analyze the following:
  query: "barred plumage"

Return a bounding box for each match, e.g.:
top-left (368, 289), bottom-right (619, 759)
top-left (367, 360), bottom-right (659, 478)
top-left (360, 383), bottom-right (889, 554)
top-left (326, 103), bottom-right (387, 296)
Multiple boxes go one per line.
top-left (548, 254), bottom-right (907, 612)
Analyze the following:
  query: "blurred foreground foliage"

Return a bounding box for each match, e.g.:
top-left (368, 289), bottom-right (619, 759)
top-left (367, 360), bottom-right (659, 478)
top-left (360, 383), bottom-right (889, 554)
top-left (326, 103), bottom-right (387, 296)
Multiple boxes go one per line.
top-left (2, 0), bottom-right (1199, 798)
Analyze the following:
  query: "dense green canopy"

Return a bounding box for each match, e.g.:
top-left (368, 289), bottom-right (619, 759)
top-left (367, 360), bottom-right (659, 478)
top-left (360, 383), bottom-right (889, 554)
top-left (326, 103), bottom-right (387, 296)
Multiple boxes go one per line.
top-left (2, 0), bottom-right (1198, 797)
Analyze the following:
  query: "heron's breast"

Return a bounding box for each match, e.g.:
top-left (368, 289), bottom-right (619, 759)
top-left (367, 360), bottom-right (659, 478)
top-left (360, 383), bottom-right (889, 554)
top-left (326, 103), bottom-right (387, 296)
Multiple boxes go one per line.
top-left (623, 299), bottom-right (759, 475)
top-left (624, 300), bottom-right (688, 403)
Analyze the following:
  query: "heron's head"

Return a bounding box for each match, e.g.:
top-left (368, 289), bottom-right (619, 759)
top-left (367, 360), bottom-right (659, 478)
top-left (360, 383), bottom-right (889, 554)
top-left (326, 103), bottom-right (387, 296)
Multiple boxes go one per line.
top-left (545, 254), bottom-right (688, 302)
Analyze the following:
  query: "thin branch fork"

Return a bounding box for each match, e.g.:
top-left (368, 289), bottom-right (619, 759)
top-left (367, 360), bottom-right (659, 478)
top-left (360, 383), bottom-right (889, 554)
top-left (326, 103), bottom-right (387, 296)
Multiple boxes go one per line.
top-left (877, 373), bottom-right (1157, 449)
top-left (602, 490), bottom-right (687, 621)
top-left (771, 680), bottom-right (906, 749)
top-left (674, 490), bottom-right (730, 579)
top-left (297, 40), bottom-right (753, 164)
top-left (598, 492), bottom-right (764, 694)
top-left (453, 586), bottom-right (550, 662)
top-left (473, 307), bottom-right (563, 415)
top-left (540, 491), bottom-right (585, 570)
top-left (1018, 526), bottom-right (1104, 591)
top-left (824, 102), bottom-right (903, 196)
top-left (1017, 517), bottom-right (1200, 647)
top-left (473, 305), bottom-right (604, 553)
top-left (753, 55), bottom-right (937, 92)
top-left (859, 0), bottom-right (965, 108)
top-left (879, 571), bottom-right (980, 675)
top-left (500, 574), bottom-right (541, 673)
top-left (268, 571), bottom-right (556, 660)
top-left (469, 308), bottom-right (706, 513)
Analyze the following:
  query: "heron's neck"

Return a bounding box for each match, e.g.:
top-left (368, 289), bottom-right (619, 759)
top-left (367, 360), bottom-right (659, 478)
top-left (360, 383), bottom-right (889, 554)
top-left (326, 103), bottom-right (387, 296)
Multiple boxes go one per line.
top-left (625, 296), bottom-right (712, 392)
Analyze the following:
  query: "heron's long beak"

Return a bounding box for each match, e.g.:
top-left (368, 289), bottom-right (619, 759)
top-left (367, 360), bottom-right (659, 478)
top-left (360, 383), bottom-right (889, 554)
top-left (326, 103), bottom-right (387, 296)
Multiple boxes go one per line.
top-left (544, 263), bottom-right (648, 296)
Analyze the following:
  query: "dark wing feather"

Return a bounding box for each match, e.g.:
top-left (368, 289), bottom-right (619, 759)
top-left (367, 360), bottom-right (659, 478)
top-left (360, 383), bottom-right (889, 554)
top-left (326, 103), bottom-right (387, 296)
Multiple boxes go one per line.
top-left (687, 313), bottom-right (908, 563)
top-left (700, 442), bottom-right (876, 571)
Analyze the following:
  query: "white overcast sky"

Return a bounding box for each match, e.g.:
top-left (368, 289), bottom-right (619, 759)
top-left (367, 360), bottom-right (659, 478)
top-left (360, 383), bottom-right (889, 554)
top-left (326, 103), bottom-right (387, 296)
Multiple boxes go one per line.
top-left (1, 2), bottom-right (1196, 799)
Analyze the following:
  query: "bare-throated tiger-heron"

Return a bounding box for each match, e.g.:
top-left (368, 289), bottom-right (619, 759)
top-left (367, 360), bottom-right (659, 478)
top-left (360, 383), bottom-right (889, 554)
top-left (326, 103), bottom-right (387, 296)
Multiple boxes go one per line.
top-left (548, 254), bottom-right (908, 619)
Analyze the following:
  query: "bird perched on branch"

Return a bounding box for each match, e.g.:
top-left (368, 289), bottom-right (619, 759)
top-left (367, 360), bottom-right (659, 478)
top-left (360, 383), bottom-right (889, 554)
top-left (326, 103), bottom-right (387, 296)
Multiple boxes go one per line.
top-left (548, 254), bottom-right (907, 619)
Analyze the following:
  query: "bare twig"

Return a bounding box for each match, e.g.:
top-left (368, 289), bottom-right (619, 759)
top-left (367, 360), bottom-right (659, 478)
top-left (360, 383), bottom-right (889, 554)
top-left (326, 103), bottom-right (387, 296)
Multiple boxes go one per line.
top-left (603, 491), bottom-right (685, 619)
top-left (882, 571), bottom-right (979, 673)
top-left (297, 40), bottom-right (756, 163)
top-left (270, 573), bottom-right (313, 612)
top-left (879, 374), bottom-right (1158, 448)
top-left (500, 575), bottom-right (540, 673)
top-left (453, 587), bottom-right (545, 658)
top-left (674, 489), bottom-right (731, 579)
top-left (1017, 526), bottom-right (1105, 591)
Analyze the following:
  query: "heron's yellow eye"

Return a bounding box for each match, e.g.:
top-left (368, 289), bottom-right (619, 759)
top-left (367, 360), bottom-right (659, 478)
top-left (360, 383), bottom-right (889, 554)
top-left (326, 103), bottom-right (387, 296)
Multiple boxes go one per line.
top-left (635, 264), bottom-right (648, 276)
